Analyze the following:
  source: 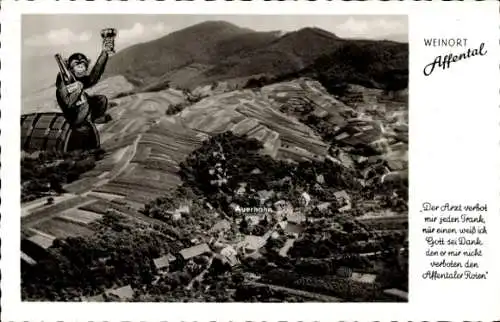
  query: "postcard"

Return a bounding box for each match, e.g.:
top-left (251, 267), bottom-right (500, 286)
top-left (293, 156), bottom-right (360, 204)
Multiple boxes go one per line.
top-left (1, 0), bottom-right (499, 321)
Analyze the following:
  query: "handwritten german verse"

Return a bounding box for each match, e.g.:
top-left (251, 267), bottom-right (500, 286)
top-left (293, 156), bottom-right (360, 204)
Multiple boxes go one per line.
top-left (421, 202), bottom-right (488, 280)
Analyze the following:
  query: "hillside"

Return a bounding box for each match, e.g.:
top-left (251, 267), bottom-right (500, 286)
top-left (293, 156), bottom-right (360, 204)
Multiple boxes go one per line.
top-left (103, 21), bottom-right (407, 92)
top-left (103, 21), bottom-right (280, 87)
top-left (297, 40), bottom-right (409, 91)
top-left (21, 75), bottom-right (135, 115)
top-left (21, 76), bottom-right (408, 302)
top-left (198, 27), bottom-right (343, 84)
top-left (21, 73), bottom-right (408, 301)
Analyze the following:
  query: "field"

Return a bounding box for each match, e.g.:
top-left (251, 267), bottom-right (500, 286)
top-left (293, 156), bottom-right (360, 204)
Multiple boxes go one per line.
top-left (21, 77), bottom-right (386, 240)
top-left (58, 209), bottom-right (103, 225)
top-left (356, 215), bottom-right (408, 231)
top-left (34, 217), bottom-right (95, 239)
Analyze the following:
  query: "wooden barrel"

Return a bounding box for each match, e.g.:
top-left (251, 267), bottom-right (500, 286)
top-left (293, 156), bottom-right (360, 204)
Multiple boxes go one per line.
top-left (21, 112), bottom-right (100, 153)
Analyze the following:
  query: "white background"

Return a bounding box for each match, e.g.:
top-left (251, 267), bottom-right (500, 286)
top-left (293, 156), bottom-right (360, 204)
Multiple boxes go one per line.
top-left (1, 1), bottom-right (499, 321)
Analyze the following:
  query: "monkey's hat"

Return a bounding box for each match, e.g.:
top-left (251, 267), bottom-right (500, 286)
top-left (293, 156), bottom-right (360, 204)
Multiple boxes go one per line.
top-left (67, 53), bottom-right (90, 67)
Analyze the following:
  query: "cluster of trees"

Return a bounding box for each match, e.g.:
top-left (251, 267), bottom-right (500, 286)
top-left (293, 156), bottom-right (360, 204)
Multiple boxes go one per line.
top-left (243, 40), bottom-right (408, 95)
top-left (178, 132), bottom-right (363, 215)
top-left (21, 149), bottom-right (105, 202)
top-left (243, 75), bottom-right (275, 89)
top-left (141, 185), bottom-right (220, 242)
top-left (165, 102), bottom-right (187, 116)
top-left (300, 41), bottom-right (408, 93)
top-left (261, 268), bottom-right (384, 302)
top-left (234, 283), bottom-right (305, 302)
top-left (294, 275), bottom-right (382, 302)
top-left (239, 215), bottom-right (274, 236)
top-left (21, 212), bottom-right (176, 301)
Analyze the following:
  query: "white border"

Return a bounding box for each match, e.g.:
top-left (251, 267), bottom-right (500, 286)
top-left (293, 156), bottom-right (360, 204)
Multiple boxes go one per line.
top-left (2, 1), bottom-right (500, 321)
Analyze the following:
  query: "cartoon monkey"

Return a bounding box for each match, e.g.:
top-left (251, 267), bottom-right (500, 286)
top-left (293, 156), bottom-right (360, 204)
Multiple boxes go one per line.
top-left (55, 34), bottom-right (115, 127)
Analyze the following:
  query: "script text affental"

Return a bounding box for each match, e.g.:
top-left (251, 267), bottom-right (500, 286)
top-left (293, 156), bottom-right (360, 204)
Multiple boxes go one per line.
top-left (423, 42), bottom-right (487, 76)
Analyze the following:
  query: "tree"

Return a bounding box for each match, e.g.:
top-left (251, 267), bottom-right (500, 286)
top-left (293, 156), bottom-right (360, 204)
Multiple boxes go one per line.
top-left (239, 218), bottom-right (250, 235)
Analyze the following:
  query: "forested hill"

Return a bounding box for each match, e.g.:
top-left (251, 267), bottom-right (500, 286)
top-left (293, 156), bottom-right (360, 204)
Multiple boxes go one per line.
top-left (103, 21), bottom-right (408, 92)
top-left (297, 40), bottom-right (408, 91)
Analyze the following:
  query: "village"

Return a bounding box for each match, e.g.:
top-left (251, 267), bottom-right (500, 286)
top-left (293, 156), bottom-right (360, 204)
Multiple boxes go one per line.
top-left (76, 166), bottom-right (408, 302)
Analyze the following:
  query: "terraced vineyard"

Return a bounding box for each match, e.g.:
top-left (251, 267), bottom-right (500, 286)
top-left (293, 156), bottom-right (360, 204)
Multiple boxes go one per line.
top-left (21, 76), bottom-right (407, 264)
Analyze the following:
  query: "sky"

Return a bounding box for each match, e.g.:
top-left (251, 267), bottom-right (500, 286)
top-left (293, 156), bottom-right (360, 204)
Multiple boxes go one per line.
top-left (22, 15), bottom-right (408, 95)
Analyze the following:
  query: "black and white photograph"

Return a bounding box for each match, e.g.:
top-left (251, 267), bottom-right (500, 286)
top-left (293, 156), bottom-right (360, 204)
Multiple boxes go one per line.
top-left (20, 14), bottom-right (409, 303)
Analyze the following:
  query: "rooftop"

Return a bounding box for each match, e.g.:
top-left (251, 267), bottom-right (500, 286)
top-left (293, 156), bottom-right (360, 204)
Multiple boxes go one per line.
top-left (210, 219), bottom-right (231, 233)
top-left (333, 190), bottom-right (350, 200)
top-left (350, 272), bottom-right (377, 284)
top-left (153, 253), bottom-right (176, 270)
top-left (179, 243), bottom-right (211, 260)
top-left (106, 285), bottom-right (134, 301)
top-left (239, 235), bottom-right (266, 251)
top-left (279, 238), bottom-right (296, 257)
top-left (285, 222), bottom-right (304, 235)
top-left (286, 212), bottom-right (306, 224)
top-left (84, 294), bottom-right (105, 302)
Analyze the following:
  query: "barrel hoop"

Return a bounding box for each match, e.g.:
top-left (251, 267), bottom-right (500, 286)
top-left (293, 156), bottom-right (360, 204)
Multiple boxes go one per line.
top-left (22, 113), bottom-right (42, 151)
top-left (45, 115), bottom-right (66, 151)
top-left (57, 122), bottom-right (71, 152)
top-left (62, 126), bottom-right (73, 153)
top-left (42, 114), bottom-right (61, 151)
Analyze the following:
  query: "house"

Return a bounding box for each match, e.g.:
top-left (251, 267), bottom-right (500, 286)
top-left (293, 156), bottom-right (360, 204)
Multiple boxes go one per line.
top-left (334, 190), bottom-right (352, 212)
top-left (350, 272), bottom-right (377, 284)
top-left (238, 235), bottom-right (266, 253)
top-left (285, 222), bottom-right (304, 236)
top-left (274, 200), bottom-right (293, 218)
top-left (245, 215), bottom-right (261, 226)
top-left (235, 185), bottom-right (246, 196)
top-left (257, 190), bottom-right (274, 205)
top-left (316, 174), bottom-right (325, 184)
top-left (220, 246), bottom-right (240, 267)
top-left (336, 266), bottom-right (353, 278)
top-left (84, 293), bottom-right (106, 302)
top-left (245, 251), bottom-right (264, 260)
top-left (251, 168), bottom-right (262, 175)
top-left (316, 202), bottom-right (331, 212)
top-left (175, 204), bottom-right (190, 215)
top-left (229, 203), bottom-right (240, 212)
top-left (106, 285), bottom-right (134, 301)
top-left (179, 243), bottom-right (212, 261)
top-left (279, 238), bottom-right (295, 257)
top-left (300, 191), bottom-right (311, 206)
top-left (286, 212), bottom-right (306, 224)
top-left (210, 219), bottom-right (231, 233)
top-left (172, 212), bottom-right (182, 221)
top-left (383, 288), bottom-right (408, 301)
top-left (153, 253), bottom-right (176, 272)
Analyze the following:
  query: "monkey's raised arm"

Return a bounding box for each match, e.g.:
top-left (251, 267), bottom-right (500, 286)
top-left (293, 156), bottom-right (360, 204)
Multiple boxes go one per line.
top-left (86, 50), bottom-right (109, 88)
